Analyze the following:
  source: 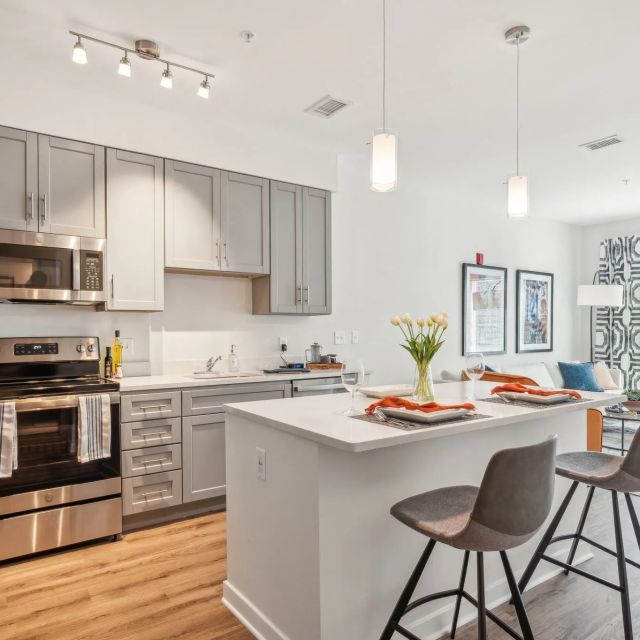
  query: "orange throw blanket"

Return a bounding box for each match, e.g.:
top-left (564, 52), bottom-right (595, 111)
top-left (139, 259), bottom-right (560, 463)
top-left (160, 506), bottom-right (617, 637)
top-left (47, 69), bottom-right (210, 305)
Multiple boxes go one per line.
top-left (491, 383), bottom-right (582, 400)
top-left (365, 396), bottom-right (476, 415)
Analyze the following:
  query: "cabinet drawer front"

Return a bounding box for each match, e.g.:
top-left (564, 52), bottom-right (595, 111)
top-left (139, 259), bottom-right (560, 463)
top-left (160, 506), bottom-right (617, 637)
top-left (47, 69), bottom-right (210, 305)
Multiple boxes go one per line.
top-left (122, 444), bottom-right (182, 478)
top-left (121, 417), bottom-right (181, 450)
top-left (121, 391), bottom-right (181, 422)
top-left (182, 382), bottom-right (290, 416)
top-left (122, 470), bottom-right (182, 515)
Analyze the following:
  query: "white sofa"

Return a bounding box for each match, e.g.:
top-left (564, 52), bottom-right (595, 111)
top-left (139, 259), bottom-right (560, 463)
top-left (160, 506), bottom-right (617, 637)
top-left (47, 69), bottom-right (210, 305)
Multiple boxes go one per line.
top-left (441, 361), bottom-right (624, 395)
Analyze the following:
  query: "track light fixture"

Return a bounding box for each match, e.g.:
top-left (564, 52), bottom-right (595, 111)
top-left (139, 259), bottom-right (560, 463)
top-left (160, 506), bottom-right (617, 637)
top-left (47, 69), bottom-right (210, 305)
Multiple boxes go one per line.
top-left (69, 31), bottom-right (215, 99)
top-left (72, 36), bottom-right (87, 64)
top-left (118, 51), bottom-right (131, 77)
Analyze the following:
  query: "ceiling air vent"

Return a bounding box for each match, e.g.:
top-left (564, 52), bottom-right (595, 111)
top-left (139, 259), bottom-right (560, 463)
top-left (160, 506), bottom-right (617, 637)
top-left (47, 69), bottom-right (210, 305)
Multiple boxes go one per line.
top-left (579, 135), bottom-right (623, 151)
top-left (305, 95), bottom-right (350, 118)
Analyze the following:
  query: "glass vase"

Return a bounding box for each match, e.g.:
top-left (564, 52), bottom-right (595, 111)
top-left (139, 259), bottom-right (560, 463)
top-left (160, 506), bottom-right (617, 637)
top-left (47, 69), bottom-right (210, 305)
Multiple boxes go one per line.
top-left (413, 362), bottom-right (435, 403)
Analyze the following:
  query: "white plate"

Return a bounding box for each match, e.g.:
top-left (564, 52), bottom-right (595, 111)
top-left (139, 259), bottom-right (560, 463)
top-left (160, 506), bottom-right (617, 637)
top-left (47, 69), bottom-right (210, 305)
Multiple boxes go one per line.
top-left (381, 407), bottom-right (474, 424)
top-left (498, 392), bottom-right (574, 405)
top-left (360, 385), bottom-right (414, 399)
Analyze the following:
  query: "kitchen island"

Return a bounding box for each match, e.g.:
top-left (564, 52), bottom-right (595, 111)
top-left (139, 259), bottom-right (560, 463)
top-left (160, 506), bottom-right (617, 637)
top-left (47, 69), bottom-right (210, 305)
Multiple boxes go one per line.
top-left (222, 381), bottom-right (624, 640)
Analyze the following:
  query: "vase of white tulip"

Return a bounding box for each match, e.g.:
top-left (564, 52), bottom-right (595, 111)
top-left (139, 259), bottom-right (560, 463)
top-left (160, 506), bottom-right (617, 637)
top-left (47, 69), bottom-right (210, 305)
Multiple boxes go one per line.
top-left (390, 312), bottom-right (448, 402)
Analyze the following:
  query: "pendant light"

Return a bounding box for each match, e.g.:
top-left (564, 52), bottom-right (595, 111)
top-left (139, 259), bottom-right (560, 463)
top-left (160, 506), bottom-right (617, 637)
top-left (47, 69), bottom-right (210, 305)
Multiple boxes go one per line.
top-left (118, 51), bottom-right (131, 77)
top-left (72, 36), bottom-right (87, 64)
top-left (370, 0), bottom-right (397, 192)
top-left (505, 26), bottom-right (531, 219)
top-left (160, 63), bottom-right (173, 89)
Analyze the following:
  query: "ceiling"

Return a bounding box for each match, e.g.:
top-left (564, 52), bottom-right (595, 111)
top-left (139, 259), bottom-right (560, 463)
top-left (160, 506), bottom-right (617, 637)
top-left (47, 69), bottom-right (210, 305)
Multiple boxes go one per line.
top-left (1, 0), bottom-right (639, 225)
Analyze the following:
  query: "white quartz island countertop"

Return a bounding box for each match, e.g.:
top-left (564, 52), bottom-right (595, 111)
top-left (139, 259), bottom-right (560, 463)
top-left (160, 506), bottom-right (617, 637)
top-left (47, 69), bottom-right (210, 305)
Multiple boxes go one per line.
top-left (224, 380), bottom-right (624, 452)
top-left (118, 369), bottom-right (344, 392)
top-left (223, 381), bottom-right (625, 640)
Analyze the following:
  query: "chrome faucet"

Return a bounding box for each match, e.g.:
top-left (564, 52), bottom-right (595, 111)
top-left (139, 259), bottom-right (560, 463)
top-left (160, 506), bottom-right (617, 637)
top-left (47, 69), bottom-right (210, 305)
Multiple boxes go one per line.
top-left (206, 355), bottom-right (223, 372)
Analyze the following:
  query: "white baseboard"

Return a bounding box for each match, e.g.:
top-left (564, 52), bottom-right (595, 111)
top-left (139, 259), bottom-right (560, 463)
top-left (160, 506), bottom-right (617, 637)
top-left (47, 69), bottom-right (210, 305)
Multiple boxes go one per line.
top-left (223, 580), bottom-right (291, 640)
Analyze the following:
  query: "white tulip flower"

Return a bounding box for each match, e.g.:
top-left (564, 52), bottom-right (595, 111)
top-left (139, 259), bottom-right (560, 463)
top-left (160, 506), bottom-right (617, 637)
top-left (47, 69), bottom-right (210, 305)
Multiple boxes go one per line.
top-left (390, 316), bottom-right (401, 326)
top-left (400, 313), bottom-right (413, 325)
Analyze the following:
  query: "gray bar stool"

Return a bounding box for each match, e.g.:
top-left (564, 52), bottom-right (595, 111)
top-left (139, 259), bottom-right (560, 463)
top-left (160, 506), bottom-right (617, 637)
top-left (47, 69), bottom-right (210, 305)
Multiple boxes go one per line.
top-left (379, 436), bottom-right (557, 640)
top-left (518, 427), bottom-right (640, 640)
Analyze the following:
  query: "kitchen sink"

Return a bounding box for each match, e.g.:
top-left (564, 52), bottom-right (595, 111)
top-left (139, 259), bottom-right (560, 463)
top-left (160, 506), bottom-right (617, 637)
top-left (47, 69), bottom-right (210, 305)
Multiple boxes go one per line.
top-left (190, 371), bottom-right (262, 380)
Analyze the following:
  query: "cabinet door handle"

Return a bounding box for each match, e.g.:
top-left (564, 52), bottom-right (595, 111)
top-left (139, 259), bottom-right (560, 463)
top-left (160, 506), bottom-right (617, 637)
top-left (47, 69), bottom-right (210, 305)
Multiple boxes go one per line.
top-left (27, 192), bottom-right (34, 221)
top-left (40, 193), bottom-right (47, 222)
top-left (110, 274), bottom-right (115, 299)
top-left (303, 286), bottom-right (310, 304)
top-left (216, 240), bottom-right (220, 266)
top-left (296, 285), bottom-right (302, 305)
top-left (136, 457), bottom-right (169, 466)
top-left (223, 241), bottom-right (229, 266)
top-left (136, 431), bottom-right (168, 438)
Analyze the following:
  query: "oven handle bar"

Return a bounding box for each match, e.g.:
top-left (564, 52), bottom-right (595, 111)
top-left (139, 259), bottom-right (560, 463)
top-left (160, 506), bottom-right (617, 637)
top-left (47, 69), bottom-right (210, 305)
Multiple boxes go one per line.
top-left (13, 392), bottom-right (120, 412)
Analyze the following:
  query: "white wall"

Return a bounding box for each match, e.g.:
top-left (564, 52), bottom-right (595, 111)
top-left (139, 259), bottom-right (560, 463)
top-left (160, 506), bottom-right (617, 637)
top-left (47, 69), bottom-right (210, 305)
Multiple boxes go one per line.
top-left (578, 216), bottom-right (640, 359)
top-left (0, 145), bottom-right (583, 384)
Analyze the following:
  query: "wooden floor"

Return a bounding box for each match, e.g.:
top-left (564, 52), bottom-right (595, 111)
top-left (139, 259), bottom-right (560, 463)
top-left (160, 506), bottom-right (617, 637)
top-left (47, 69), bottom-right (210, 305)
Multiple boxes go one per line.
top-left (0, 490), bottom-right (638, 640)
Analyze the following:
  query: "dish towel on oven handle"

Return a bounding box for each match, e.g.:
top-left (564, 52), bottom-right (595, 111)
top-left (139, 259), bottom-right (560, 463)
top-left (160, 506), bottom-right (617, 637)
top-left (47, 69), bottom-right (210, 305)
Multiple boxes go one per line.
top-left (0, 401), bottom-right (17, 478)
top-left (78, 394), bottom-right (111, 463)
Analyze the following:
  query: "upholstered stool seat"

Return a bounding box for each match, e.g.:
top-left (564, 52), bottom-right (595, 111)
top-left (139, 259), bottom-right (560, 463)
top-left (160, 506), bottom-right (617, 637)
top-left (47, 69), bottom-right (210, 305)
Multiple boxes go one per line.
top-left (519, 428), bottom-right (640, 640)
top-left (555, 451), bottom-right (640, 492)
top-left (379, 437), bottom-right (557, 640)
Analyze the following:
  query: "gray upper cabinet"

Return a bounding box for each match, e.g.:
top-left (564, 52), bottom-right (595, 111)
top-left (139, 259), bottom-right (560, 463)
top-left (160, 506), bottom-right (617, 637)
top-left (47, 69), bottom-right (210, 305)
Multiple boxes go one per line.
top-left (0, 126), bottom-right (37, 231)
top-left (165, 160), bottom-right (221, 271)
top-left (253, 182), bottom-right (331, 315)
top-left (302, 187), bottom-right (331, 314)
top-left (105, 149), bottom-right (164, 311)
top-left (220, 171), bottom-right (269, 275)
top-left (38, 135), bottom-right (105, 237)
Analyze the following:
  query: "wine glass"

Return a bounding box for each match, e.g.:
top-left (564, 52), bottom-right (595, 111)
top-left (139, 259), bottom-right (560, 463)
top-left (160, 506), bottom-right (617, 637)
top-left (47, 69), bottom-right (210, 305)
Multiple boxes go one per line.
top-left (341, 359), bottom-right (366, 416)
top-left (464, 352), bottom-right (485, 401)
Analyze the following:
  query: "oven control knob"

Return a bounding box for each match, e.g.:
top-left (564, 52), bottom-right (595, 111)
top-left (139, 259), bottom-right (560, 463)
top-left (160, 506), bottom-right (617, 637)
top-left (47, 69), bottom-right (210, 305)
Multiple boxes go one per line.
top-left (44, 493), bottom-right (54, 503)
top-left (87, 344), bottom-right (96, 353)
top-left (76, 344), bottom-right (86, 353)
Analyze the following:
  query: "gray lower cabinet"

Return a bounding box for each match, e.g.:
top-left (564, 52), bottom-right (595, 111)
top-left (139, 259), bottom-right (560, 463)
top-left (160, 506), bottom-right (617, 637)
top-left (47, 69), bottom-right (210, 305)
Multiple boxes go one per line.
top-left (253, 182), bottom-right (331, 315)
top-left (182, 414), bottom-right (226, 502)
top-left (122, 471), bottom-right (183, 515)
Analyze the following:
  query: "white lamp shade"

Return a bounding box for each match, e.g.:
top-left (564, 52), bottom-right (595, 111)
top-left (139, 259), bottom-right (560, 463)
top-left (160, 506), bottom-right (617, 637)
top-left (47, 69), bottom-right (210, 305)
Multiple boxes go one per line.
top-left (118, 58), bottom-right (131, 77)
top-left (370, 129), bottom-right (397, 192)
top-left (577, 284), bottom-right (624, 307)
top-left (507, 175), bottom-right (529, 219)
top-left (72, 42), bottom-right (87, 65)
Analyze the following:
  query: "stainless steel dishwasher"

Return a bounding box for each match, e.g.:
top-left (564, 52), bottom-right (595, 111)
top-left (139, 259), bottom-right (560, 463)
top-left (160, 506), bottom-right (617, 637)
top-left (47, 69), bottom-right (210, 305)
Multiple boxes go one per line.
top-left (291, 376), bottom-right (347, 397)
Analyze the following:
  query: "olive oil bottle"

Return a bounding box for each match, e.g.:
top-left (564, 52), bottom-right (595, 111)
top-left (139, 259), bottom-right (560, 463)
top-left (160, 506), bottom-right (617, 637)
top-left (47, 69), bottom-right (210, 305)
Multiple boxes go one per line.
top-left (112, 330), bottom-right (123, 370)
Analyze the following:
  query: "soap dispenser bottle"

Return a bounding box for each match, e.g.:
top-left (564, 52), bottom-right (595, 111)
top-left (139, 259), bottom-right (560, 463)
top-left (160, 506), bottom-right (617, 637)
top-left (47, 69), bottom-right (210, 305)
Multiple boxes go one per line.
top-left (228, 345), bottom-right (239, 373)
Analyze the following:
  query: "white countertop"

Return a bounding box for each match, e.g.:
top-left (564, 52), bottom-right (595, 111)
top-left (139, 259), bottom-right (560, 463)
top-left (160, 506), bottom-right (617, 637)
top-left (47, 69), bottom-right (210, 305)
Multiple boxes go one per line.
top-left (225, 380), bottom-right (625, 452)
top-left (118, 370), bottom-right (344, 392)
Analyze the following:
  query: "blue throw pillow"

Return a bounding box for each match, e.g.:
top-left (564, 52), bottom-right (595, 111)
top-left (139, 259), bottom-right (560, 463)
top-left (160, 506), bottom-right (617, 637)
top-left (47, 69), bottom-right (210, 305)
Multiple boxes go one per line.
top-left (558, 362), bottom-right (603, 392)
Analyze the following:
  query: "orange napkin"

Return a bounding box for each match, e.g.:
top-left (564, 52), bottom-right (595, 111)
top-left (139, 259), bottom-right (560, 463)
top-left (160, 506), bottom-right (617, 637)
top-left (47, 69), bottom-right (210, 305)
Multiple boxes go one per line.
top-left (365, 396), bottom-right (476, 415)
top-left (491, 383), bottom-right (582, 400)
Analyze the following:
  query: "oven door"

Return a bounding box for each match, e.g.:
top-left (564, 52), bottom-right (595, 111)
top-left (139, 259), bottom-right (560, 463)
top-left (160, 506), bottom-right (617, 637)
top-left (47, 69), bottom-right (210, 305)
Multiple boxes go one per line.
top-left (0, 230), bottom-right (105, 304)
top-left (0, 392), bottom-right (120, 499)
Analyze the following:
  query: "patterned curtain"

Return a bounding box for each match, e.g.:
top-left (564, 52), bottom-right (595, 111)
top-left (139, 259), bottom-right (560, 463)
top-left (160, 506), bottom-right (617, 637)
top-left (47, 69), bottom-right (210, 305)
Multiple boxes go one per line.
top-left (596, 235), bottom-right (640, 388)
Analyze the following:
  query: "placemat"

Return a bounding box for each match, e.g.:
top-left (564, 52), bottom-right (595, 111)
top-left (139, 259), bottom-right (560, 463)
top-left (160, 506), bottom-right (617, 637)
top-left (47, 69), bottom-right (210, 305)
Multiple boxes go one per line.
top-left (352, 411), bottom-right (491, 431)
top-left (480, 396), bottom-right (588, 409)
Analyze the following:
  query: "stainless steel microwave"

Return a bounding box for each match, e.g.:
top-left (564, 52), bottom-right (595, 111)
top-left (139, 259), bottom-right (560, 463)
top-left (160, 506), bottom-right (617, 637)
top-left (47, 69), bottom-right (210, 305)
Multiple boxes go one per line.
top-left (0, 230), bottom-right (106, 304)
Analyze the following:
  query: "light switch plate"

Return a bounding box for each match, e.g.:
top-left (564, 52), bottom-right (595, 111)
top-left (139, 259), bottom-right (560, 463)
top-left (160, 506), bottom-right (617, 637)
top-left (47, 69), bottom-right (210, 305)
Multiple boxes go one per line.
top-left (351, 330), bottom-right (359, 344)
top-left (256, 447), bottom-right (266, 481)
top-left (334, 331), bottom-right (346, 345)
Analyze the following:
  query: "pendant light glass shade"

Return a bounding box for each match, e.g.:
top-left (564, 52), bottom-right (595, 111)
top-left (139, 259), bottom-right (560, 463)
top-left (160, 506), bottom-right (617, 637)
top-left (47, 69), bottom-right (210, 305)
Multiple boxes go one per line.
top-left (160, 66), bottom-right (173, 89)
top-left (197, 77), bottom-right (210, 99)
top-left (507, 175), bottom-right (528, 219)
top-left (72, 38), bottom-right (87, 64)
top-left (370, 129), bottom-right (397, 192)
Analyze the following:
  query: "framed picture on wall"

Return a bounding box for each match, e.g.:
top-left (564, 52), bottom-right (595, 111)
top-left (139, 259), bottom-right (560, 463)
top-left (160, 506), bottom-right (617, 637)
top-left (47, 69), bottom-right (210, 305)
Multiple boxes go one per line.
top-left (462, 263), bottom-right (507, 355)
top-left (516, 270), bottom-right (554, 353)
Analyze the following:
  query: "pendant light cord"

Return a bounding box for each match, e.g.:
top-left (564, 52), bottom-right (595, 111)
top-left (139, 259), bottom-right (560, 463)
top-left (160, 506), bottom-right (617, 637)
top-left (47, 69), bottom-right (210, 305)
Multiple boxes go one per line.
top-left (382, 0), bottom-right (387, 131)
top-left (516, 35), bottom-right (520, 175)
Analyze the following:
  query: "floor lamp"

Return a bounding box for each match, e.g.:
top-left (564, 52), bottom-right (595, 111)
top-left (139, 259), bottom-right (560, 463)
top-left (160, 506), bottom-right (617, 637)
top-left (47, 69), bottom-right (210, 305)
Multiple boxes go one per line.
top-left (577, 280), bottom-right (624, 362)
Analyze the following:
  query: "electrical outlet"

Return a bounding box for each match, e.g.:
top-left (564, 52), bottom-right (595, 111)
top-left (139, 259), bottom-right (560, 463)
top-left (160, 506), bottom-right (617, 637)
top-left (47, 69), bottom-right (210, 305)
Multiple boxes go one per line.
top-left (256, 447), bottom-right (266, 481)
top-left (279, 337), bottom-right (288, 347)
top-left (334, 331), bottom-right (346, 345)
top-left (351, 330), bottom-right (360, 344)
top-left (121, 338), bottom-right (134, 356)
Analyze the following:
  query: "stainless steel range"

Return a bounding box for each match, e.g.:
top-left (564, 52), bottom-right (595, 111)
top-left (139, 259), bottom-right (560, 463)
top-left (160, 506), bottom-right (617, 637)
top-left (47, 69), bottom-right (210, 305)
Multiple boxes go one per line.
top-left (0, 337), bottom-right (121, 562)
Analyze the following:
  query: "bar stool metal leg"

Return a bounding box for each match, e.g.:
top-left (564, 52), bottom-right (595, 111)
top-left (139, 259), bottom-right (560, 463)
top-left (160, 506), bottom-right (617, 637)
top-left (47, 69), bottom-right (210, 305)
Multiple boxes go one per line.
top-left (518, 480), bottom-right (579, 594)
top-left (612, 491), bottom-right (633, 640)
top-left (378, 539), bottom-right (436, 640)
top-left (625, 493), bottom-right (640, 551)
top-left (564, 485), bottom-right (596, 575)
top-left (500, 551), bottom-right (534, 640)
top-left (476, 553), bottom-right (487, 640)
top-left (450, 551), bottom-right (469, 639)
